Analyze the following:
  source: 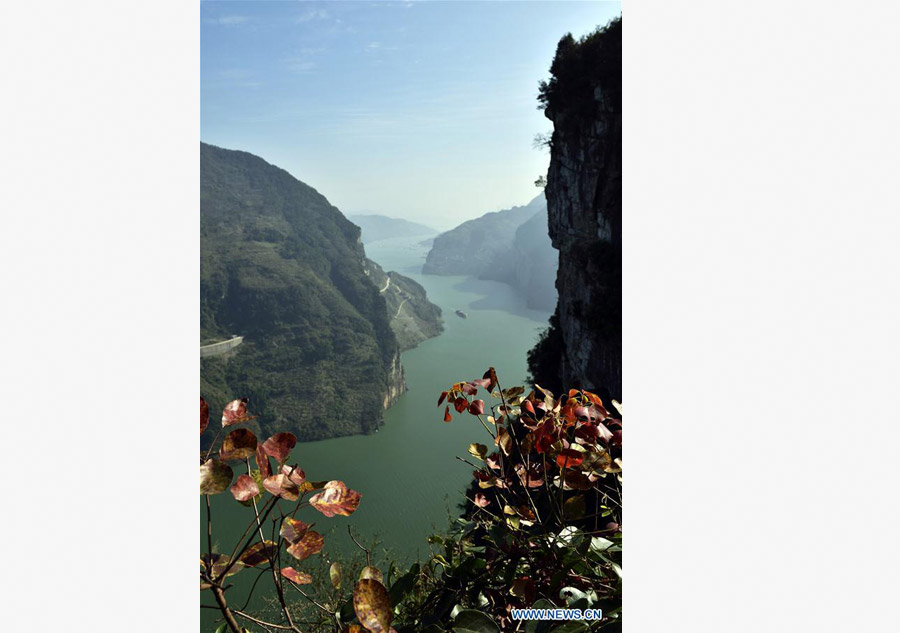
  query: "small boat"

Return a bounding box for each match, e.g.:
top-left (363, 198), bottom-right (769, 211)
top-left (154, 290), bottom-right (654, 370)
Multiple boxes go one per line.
top-left (455, 310), bottom-right (468, 319)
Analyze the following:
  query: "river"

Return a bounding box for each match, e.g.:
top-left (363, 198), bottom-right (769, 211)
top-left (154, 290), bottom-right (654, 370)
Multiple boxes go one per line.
top-left (201, 234), bottom-right (552, 630)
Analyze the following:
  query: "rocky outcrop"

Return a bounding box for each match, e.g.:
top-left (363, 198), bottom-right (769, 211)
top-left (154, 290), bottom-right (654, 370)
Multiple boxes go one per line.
top-left (528, 18), bottom-right (622, 400)
top-left (364, 258), bottom-right (444, 352)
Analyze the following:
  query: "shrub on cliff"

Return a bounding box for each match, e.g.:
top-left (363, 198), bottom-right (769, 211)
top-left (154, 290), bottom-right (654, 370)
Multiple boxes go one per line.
top-left (538, 17), bottom-right (622, 117)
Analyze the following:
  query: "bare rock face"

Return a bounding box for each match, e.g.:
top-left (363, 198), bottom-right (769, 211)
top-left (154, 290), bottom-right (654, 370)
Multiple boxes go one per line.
top-left (530, 19), bottom-right (621, 400)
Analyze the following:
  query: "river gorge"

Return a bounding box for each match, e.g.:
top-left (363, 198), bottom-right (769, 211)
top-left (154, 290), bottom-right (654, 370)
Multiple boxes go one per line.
top-left (201, 233), bottom-right (553, 630)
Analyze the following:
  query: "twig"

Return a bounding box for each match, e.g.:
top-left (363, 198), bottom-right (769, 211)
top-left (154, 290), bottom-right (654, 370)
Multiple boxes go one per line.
top-left (347, 525), bottom-right (371, 567)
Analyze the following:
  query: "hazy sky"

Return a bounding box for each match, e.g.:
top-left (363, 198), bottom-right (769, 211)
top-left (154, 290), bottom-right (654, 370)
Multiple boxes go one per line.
top-left (201, 1), bottom-right (621, 230)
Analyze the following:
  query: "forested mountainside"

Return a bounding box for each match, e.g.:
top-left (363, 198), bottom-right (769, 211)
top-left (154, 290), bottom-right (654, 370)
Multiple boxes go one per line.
top-left (529, 17), bottom-right (622, 401)
top-left (200, 143), bottom-right (439, 442)
top-left (349, 214), bottom-right (437, 244)
top-left (422, 195), bottom-right (557, 309)
top-left (364, 258), bottom-right (444, 351)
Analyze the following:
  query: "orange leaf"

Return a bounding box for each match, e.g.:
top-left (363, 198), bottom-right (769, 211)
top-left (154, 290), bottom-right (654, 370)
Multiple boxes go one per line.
top-left (309, 480), bottom-right (362, 517)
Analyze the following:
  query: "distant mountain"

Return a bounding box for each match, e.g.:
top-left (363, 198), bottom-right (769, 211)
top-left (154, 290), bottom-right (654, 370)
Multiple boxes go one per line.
top-left (422, 196), bottom-right (544, 276)
top-left (200, 143), bottom-right (440, 442)
top-left (485, 207), bottom-right (557, 311)
top-left (349, 214), bottom-right (437, 244)
top-left (422, 195), bottom-right (558, 310)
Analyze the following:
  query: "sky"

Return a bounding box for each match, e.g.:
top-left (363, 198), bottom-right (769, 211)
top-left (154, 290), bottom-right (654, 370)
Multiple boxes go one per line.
top-left (201, 0), bottom-right (621, 230)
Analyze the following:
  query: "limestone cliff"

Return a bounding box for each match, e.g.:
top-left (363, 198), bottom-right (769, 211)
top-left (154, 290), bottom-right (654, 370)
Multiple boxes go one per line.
top-left (528, 18), bottom-right (622, 400)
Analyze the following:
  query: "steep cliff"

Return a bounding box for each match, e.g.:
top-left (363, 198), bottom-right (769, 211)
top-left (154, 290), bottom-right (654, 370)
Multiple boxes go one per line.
top-left (528, 18), bottom-right (622, 400)
top-left (200, 143), bottom-right (407, 442)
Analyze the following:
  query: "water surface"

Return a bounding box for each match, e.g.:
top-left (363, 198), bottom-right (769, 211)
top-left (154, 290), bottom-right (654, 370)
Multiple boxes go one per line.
top-left (201, 235), bottom-right (552, 630)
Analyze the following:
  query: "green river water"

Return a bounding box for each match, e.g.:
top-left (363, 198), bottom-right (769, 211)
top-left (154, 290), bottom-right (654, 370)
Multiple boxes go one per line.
top-left (201, 235), bottom-right (552, 630)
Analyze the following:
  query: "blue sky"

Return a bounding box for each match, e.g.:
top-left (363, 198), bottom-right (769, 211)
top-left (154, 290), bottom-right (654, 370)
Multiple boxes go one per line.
top-left (201, 1), bottom-right (621, 229)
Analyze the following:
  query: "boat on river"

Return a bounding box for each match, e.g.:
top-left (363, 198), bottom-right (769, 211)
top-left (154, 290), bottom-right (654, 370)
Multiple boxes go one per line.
top-left (455, 310), bottom-right (468, 318)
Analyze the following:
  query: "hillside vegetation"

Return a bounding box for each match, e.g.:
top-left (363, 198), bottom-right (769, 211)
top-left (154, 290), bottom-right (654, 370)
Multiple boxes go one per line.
top-left (201, 143), bottom-right (407, 442)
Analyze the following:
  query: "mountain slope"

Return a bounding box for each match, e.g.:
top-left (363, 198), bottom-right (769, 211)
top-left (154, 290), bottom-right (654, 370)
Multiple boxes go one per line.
top-left (422, 195), bottom-right (557, 310)
top-left (200, 142), bottom-right (405, 442)
top-left (422, 196), bottom-right (544, 276)
top-left (349, 214), bottom-right (437, 244)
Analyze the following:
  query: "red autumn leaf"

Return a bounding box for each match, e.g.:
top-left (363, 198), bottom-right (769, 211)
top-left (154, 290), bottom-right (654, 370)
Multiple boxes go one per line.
top-left (201, 397), bottom-right (209, 434)
top-left (309, 480), bottom-right (362, 517)
top-left (485, 453), bottom-right (501, 470)
top-left (230, 474), bottom-right (259, 502)
top-left (468, 399), bottom-right (485, 415)
top-left (472, 378), bottom-right (492, 389)
top-left (462, 382), bottom-right (478, 396)
top-left (453, 397), bottom-right (468, 413)
top-left (522, 400), bottom-right (536, 417)
top-left (219, 428), bottom-right (258, 461)
top-left (240, 540), bottom-right (278, 567)
top-left (584, 390), bottom-right (603, 406)
top-left (438, 391), bottom-right (449, 406)
top-left (263, 474), bottom-right (299, 501)
top-left (281, 567), bottom-right (313, 585)
top-left (281, 464), bottom-right (306, 486)
top-left (256, 445), bottom-right (272, 479)
top-left (611, 429), bottom-right (622, 447)
top-left (286, 530), bottom-right (324, 560)
top-left (280, 517), bottom-right (310, 544)
top-left (483, 367), bottom-right (498, 391)
top-left (443, 406), bottom-right (452, 422)
top-left (556, 448), bottom-right (585, 469)
top-left (473, 493), bottom-right (490, 508)
top-left (261, 433), bottom-right (297, 464)
top-left (515, 463), bottom-right (544, 488)
top-left (221, 398), bottom-right (250, 427)
top-left (534, 418), bottom-right (558, 454)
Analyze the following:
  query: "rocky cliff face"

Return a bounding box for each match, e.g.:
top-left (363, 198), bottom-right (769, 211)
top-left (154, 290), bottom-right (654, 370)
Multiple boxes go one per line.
top-left (528, 18), bottom-right (622, 400)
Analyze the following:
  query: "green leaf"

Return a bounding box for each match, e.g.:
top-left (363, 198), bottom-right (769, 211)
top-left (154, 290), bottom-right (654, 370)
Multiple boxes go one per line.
top-left (452, 609), bottom-right (500, 633)
top-left (388, 563), bottom-right (419, 607)
top-left (525, 600), bottom-right (556, 633)
top-left (214, 624), bottom-right (227, 633)
top-left (200, 459), bottom-right (233, 495)
top-left (338, 598), bottom-right (356, 624)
